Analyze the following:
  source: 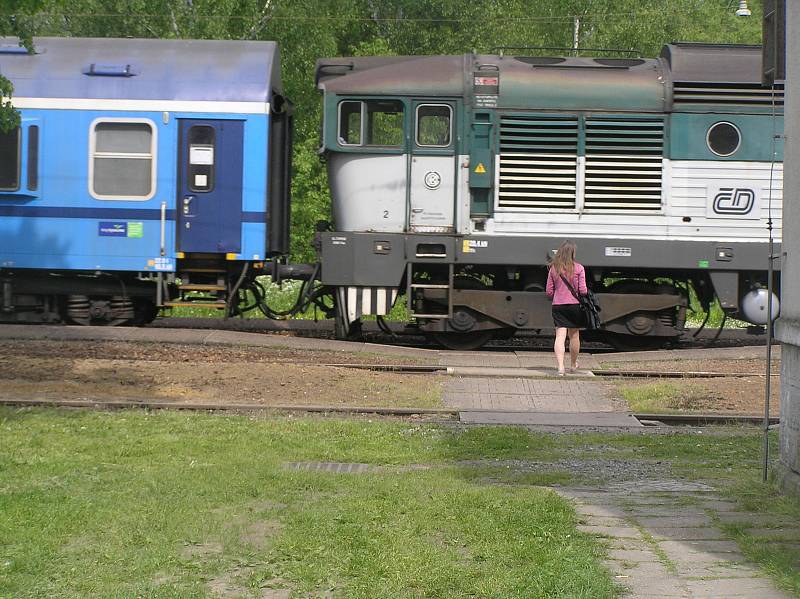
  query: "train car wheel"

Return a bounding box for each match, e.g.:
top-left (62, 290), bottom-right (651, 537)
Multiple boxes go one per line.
top-left (130, 300), bottom-right (159, 325)
top-left (431, 330), bottom-right (494, 351)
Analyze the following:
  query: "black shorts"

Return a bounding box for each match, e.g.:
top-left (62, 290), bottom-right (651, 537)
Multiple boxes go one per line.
top-left (552, 303), bottom-right (585, 329)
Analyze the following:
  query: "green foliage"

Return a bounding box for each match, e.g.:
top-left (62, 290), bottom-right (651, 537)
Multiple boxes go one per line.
top-left (0, 0), bottom-right (765, 258)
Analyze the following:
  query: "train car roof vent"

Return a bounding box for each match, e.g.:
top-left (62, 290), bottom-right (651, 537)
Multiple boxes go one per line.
top-left (593, 58), bottom-right (645, 67)
top-left (514, 57), bottom-right (566, 66)
top-left (82, 63), bottom-right (139, 77)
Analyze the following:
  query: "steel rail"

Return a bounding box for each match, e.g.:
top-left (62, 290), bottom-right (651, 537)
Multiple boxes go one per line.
top-left (0, 398), bottom-right (781, 427)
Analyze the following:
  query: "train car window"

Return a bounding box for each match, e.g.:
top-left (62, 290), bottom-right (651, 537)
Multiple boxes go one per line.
top-left (90, 120), bottom-right (156, 200)
top-left (416, 104), bottom-right (452, 147)
top-left (188, 125), bottom-right (215, 192)
top-left (365, 100), bottom-right (403, 146)
top-left (706, 122), bottom-right (741, 157)
top-left (27, 125), bottom-right (39, 191)
top-left (338, 101), bottom-right (362, 145)
top-left (0, 127), bottom-right (20, 191)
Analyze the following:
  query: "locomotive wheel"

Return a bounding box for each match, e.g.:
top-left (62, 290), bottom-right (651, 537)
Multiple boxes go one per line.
top-left (427, 275), bottom-right (496, 350)
top-left (431, 329), bottom-right (494, 351)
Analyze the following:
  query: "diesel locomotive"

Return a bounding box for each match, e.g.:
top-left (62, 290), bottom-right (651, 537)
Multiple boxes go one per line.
top-left (0, 37), bottom-right (785, 350)
top-left (315, 43), bottom-right (785, 349)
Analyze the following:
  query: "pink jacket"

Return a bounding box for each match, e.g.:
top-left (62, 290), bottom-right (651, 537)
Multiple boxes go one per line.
top-left (546, 263), bottom-right (588, 305)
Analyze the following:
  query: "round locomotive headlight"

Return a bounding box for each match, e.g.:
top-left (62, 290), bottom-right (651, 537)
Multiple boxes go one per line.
top-left (706, 122), bottom-right (741, 157)
top-left (424, 171), bottom-right (442, 190)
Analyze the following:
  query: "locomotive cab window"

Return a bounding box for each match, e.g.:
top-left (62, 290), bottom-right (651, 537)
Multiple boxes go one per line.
top-left (90, 119), bottom-right (156, 200)
top-left (337, 100), bottom-right (404, 148)
top-left (0, 127), bottom-right (21, 191)
top-left (187, 125), bottom-right (215, 192)
top-left (416, 104), bottom-right (452, 147)
top-left (706, 122), bottom-right (741, 157)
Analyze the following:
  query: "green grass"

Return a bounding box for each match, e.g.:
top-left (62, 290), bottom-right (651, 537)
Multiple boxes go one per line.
top-left (0, 410), bottom-right (613, 598)
top-left (3, 411), bottom-right (799, 597)
top-left (617, 381), bottom-right (707, 413)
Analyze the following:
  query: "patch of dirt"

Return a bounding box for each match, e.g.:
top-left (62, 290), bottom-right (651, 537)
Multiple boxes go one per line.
top-left (180, 542), bottom-right (223, 560)
top-left (605, 358), bottom-right (780, 414)
top-left (238, 520), bottom-right (283, 551)
top-left (0, 340), bottom-right (443, 409)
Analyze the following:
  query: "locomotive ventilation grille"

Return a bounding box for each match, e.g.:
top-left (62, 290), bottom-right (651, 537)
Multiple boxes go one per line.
top-left (498, 115), bottom-right (578, 209)
top-left (498, 115), bottom-right (664, 211)
top-left (583, 117), bottom-right (664, 211)
top-left (673, 82), bottom-right (784, 107)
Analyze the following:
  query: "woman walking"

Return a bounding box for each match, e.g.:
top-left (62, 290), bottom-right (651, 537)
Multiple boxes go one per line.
top-left (546, 240), bottom-right (588, 376)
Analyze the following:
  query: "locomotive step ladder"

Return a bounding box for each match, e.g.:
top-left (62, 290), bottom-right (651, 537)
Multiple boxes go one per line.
top-left (406, 263), bottom-right (454, 320)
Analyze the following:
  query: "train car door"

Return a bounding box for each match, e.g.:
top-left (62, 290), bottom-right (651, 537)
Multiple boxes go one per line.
top-left (409, 102), bottom-right (456, 232)
top-left (177, 120), bottom-right (243, 253)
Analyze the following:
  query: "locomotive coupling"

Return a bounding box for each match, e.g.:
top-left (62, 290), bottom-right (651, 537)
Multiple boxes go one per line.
top-left (268, 261), bottom-right (318, 283)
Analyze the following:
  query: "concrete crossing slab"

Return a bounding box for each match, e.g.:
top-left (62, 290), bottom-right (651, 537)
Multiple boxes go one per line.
top-left (459, 411), bottom-right (643, 427)
top-left (444, 378), bottom-right (617, 414)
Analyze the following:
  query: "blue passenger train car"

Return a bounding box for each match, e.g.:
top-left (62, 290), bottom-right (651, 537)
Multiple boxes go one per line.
top-left (0, 37), bottom-right (291, 324)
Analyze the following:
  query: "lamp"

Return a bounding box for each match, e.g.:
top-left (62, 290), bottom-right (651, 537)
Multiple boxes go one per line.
top-left (736, 0), bottom-right (752, 17)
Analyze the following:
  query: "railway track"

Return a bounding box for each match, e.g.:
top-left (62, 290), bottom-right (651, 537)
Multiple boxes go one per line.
top-left (149, 317), bottom-right (772, 352)
top-left (0, 397), bottom-right (778, 427)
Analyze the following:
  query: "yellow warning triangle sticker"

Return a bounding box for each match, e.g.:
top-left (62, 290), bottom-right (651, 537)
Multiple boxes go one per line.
top-left (474, 163), bottom-right (486, 174)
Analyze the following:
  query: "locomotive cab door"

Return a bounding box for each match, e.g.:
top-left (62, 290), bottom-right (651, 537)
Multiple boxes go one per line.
top-left (409, 102), bottom-right (456, 232)
top-left (177, 119), bottom-right (243, 254)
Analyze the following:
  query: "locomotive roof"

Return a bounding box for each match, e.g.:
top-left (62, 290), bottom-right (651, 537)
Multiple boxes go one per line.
top-left (316, 44), bottom-right (768, 112)
top-left (0, 36), bottom-right (282, 104)
top-left (660, 42), bottom-right (763, 83)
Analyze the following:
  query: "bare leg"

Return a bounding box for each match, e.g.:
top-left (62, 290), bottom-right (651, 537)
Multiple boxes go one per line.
top-left (568, 328), bottom-right (580, 370)
top-left (554, 327), bottom-right (567, 373)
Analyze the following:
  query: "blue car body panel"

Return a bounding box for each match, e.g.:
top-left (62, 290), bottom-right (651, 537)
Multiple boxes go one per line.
top-left (0, 37), bottom-right (280, 272)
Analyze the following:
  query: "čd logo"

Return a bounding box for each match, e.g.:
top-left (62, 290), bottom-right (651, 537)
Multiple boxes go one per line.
top-left (713, 188), bottom-right (756, 215)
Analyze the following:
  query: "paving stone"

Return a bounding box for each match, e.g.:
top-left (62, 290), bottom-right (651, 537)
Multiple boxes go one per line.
top-left (680, 562), bottom-right (764, 579)
top-left (607, 548), bottom-right (661, 563)
top-left (635, 515), bottom-right (714, 528)
top-left (699, 499), bottom-right (740, 512)
top-left (683, 577), bottom-right (792, 598)
top-left (658, 540), bottom-right (744, 564)
top-left (582, 516), bottom-right (632, 527)
top-left (623, 506), bottom-right (708, 518)
top-left (648, 527), bottom-right (728, 541)
top-left (606, 538), bottom-right (655, 551)
top-left (607, 561), bottom-right (685, 596)
top-left (713, 512), bottom-right (784, 525)
top-left (622, 496), bottom-right (689, 506)
top-left (608, 480), bottom-right (714, 493)
top-left (577, 524), bottom-right (642, 539)
top-left (575, 505), bottom-right (627, 518)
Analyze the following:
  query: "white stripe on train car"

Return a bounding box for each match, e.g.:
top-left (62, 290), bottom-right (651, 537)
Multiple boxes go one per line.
top-left (347, 286), bottom-right (358, 323)
top-left (361, 287), bottom-right (372, 315)
top-left (8, 97), bottom-right (270, 115)
top-left (376, 288), bottom-right (387, 314)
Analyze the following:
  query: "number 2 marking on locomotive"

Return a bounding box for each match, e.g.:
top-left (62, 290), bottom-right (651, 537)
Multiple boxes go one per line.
top-left (383, 210), bottom-right (389, 219)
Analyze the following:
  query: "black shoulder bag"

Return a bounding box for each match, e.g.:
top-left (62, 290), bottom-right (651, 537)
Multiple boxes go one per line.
top-left (559, 273), bottom-right (602, 330)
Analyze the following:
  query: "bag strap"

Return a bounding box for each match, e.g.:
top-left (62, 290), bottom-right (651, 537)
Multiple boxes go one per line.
top-left (558, 272), bottom-right (581, 302)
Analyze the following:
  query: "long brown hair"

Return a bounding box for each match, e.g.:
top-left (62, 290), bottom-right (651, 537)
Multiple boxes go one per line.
top-left (551, 240), bottom-right (577, 278)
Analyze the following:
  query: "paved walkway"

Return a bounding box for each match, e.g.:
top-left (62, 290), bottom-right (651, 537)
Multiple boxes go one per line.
top-left (559, 485), bottom-right (795, 598)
